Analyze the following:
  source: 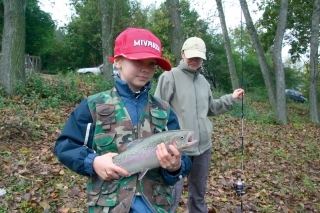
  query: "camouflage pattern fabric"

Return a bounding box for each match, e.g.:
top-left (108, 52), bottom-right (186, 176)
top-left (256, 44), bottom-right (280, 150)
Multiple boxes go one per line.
top-left (86, 87), bottom-right (174, 213)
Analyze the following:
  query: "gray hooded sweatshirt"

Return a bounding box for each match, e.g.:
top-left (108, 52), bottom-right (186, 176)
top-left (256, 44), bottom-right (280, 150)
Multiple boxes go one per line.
top-left (155, 60), bottom-right (236, 156)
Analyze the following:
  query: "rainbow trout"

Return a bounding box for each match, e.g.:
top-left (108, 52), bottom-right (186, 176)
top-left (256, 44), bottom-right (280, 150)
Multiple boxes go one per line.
top-left (113, 130), bottom-right (199, 180)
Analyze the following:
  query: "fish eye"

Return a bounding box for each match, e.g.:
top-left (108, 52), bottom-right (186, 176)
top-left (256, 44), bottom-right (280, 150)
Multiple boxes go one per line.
top-left (180, 136), bottom-right (185, 140)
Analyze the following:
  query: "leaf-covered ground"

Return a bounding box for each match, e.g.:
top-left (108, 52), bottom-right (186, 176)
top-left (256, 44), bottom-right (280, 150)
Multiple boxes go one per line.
top-left (0, 80), bottom-right (319, 213)
top-left (177, 115), bottom-right (320, 213)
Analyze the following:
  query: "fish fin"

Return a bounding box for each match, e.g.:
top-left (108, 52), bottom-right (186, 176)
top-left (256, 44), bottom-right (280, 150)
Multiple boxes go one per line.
top-left (126, 139), bottom-right (143, 150)
top-left (138, 169), bottom-right (149, 180)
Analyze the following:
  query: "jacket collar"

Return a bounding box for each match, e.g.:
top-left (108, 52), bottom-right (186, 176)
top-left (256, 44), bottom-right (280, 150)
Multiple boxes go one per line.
top-left (115, 76), bottom-right (151, 98)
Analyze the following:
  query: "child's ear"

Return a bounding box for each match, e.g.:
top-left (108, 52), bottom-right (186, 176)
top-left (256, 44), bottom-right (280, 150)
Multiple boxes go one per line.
top-left (114, 58), bottom-right (122, 69)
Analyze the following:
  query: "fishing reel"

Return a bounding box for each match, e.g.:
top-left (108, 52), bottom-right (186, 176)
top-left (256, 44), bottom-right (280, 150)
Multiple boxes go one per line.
top-left (233, 179), bottom-right (246, 197)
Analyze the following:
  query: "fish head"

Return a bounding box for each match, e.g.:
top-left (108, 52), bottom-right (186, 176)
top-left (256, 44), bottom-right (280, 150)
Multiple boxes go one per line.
top-left (168, 130), bottom-right (199, 152)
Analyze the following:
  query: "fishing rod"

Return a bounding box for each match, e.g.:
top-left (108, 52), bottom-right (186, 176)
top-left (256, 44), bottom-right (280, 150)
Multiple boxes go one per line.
top-left (232, 6), bottom-right (251, 213)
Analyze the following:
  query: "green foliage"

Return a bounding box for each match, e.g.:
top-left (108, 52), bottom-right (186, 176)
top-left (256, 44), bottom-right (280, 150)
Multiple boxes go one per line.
top-left (274, 149), bottom-right (290, 160)
top-left (0, 85), bottom-right (7, 108)
top-left (247, 87), bottom-right (269, 102)
top-left (148, 0), bottom-right (233, 92)
top-left (0, 0), bottom-right (312, 110)
top-left (15, 73), bottom-right (80, 106)
top-left (60, 0), bottom-right (103, 70)
top-left (24, 0), bottom-right (56, 56)
top-left (51, 0), bottom-right (150, 73)
top-left (77, 72), bottom-right (114, 93)
top-left (298, 63), bottom-right (320, 104)
top-left (231, 98), bottom-right (276, 124)
top-left (301, 174), bottom-right (316, 192)
top-left (283, 64), bottom-right (305, 90)
top-left (149, 78), bottom-right (158, 95)
top-left (213, 88), bottom-right (278, 124)
top-left (203, 33), bottom-right (231, 92)
top-left (230, 26), bottom-right (309, 92)
top-left (0, 0), bottom-right (56, 71)
top-left (256, 0), bottom-right (314, 62)
top-left (13, 72), bottom-right (111, 109)
top-left (230, 27), bottom-right (278, 90)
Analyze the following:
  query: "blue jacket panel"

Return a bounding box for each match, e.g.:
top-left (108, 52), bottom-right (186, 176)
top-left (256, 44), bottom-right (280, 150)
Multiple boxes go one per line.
top-left (53, 77), bottom-right (192, 184)
top-left (54, 99), bottom-right (95, 176)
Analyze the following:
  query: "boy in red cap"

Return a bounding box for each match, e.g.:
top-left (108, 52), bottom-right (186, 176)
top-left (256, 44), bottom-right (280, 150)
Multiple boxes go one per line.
top-left (54, 28), bottom-right (192, 213)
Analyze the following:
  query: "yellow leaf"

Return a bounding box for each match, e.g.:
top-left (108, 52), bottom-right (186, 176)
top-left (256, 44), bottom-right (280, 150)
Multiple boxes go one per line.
top-left (40, 201), bottom-right (50, 209)
top-left (19, 147), bottom-right (32, 154)
top-left (221, 197), bottom-right (228, 202)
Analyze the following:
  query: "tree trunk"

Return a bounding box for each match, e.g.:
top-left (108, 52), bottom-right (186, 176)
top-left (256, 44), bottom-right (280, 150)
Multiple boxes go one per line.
top-left (0, 0), bottom-right (26, 95)
top-left (216, 0), bottom-right (239, 90)
top-left (309, 0), bottom-right (320, 124)
top-left (99, 0), bottom-right (114, 81)
top-left (239, 0), bottom-right (277, 111)
top-left (273, 0), bottom-right (288, 124)
top-left (166, 0), bottom-right (183, 65)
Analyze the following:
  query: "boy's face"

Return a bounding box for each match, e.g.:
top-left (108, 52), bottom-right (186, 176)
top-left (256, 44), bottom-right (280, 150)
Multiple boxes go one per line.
top-left (115, 58), bottom-right (157, 92)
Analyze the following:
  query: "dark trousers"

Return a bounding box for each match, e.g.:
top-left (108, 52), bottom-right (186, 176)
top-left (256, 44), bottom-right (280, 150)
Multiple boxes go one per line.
top-left (171, 148), bottom-right (212, 213)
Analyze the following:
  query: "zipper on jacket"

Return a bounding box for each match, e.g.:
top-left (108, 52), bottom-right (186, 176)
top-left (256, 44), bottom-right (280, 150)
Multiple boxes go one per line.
top-left (193, 76), bottom-right (201, 154)
top-left (133, 91), bottom-right (143, 138)
top-left (133, 125), bottom-right (138, 140)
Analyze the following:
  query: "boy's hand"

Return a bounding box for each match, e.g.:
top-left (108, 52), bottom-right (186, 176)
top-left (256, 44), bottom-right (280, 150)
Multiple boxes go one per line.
top-left (232, 88), bottom-right (244, 100)
top-left (156, 143), bottom-right (181, 172)
top-left (93, 153), bottom-right (130, 180)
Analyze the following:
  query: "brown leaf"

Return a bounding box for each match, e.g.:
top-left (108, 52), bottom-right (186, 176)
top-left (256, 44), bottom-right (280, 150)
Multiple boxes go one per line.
top-left (23, 192), bottom-right (31, 201)
top-left (40, 201), bottom-right (50, 210)
top-left (70, 188), bottom-right (78, 197)
top-left (59, 208), bottom-right (70, 213)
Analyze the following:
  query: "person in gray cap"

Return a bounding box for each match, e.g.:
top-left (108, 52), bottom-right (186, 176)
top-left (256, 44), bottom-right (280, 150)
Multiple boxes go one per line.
top-left (155, 37), bottom-right (244, 213)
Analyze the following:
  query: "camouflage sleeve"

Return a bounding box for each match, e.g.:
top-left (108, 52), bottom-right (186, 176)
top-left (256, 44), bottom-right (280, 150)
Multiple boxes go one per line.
top-left (166, 107), bottom-right (180, 130)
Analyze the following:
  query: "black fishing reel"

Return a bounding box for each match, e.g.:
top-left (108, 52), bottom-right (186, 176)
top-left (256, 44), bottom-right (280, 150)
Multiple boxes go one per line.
top-left (233, 179), bottom-right (246, 197)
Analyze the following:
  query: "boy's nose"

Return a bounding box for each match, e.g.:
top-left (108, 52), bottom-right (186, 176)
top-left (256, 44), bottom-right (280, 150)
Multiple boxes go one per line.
top-left (141, 65), bottom-right (151, 73)
top-left (141, 68), bottom-right (149, 73)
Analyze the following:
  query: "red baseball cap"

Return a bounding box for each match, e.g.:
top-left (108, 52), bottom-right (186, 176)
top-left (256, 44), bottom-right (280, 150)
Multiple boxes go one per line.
top-left (109, 28), bottom-right (172, 71)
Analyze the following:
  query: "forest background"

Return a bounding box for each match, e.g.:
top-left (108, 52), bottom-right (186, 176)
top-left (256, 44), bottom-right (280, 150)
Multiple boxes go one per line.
top-left (0, 0), bottom-right (319, 212)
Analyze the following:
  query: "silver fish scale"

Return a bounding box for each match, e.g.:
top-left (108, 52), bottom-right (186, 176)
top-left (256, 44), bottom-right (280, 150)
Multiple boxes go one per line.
top-left (112, 130), bottom-right (197, 177)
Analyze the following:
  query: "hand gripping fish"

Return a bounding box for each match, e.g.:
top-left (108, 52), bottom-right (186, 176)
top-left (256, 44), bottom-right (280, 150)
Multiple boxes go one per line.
top-left (112, 130), bottom-right (199, 180)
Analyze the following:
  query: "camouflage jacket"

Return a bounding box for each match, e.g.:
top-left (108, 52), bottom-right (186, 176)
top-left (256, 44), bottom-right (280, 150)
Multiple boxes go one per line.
top-left (86, 87), bottom-right (174, 213)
